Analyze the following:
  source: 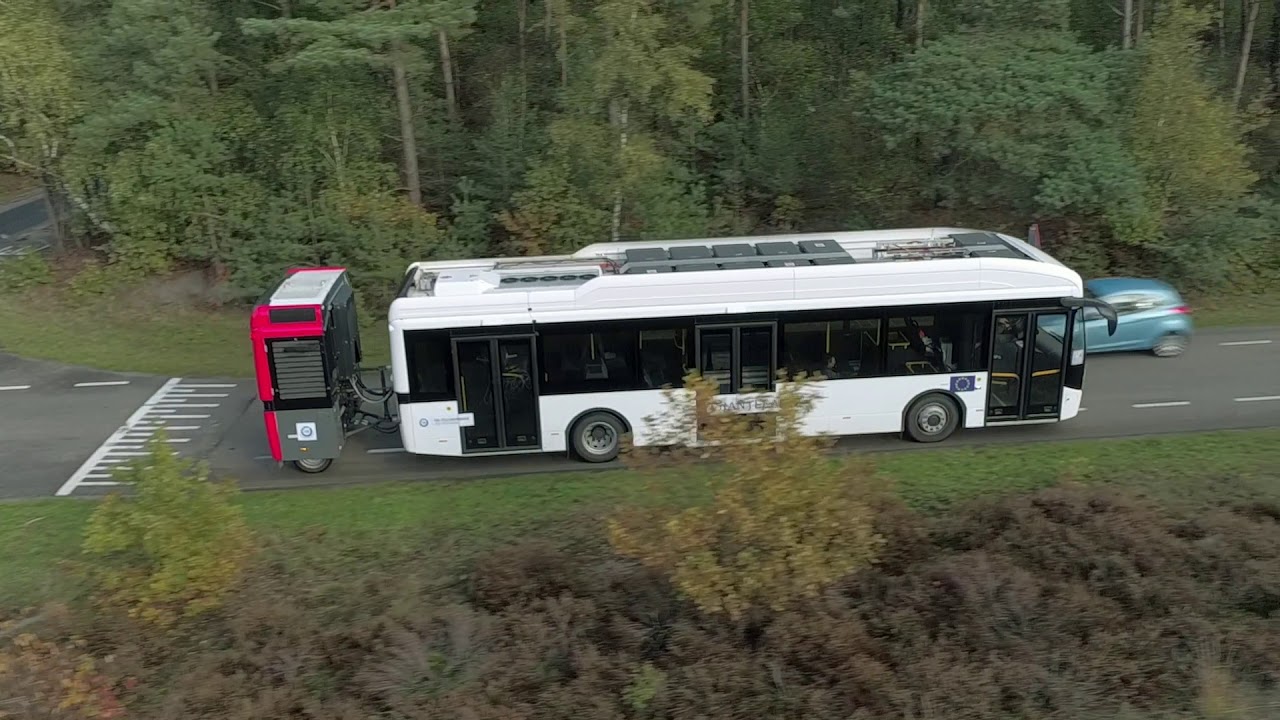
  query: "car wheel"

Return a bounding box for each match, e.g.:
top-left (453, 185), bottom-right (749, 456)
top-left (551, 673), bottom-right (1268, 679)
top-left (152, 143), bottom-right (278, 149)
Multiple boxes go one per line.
top-left (1152, 333), bottom-right (1188, 358)
top-left (292, 457), bottom-right (333, 473)
top-left (904, 394), bottom-right (961, 444)
top-left (571, 412), bottom-right (625, 463)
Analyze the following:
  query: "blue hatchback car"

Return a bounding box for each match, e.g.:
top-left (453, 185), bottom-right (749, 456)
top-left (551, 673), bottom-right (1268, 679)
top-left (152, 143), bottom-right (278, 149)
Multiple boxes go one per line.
top-left (1081, 278), bottom-right (1194, 357)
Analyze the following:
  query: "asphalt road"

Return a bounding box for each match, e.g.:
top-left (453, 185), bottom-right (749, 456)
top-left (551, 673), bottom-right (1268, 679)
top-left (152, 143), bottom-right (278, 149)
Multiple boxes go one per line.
top-left (0, 355), bottom-right (249, 499)
top-left (0, 191), bottom-right (52, 258)
top-left (2, 326), bottom-right (1276, 499)
top-left (209, 324), bottom-right (1280, 492)
top-left (0, 192), bottom-right (48, 237)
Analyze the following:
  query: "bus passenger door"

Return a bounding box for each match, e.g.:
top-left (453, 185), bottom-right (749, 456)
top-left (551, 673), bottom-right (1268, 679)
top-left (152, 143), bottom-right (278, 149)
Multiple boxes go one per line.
top-left (453, 335), bottom-right (541, 453)
top-left (695, 323), bottom-right (777, 394)
top-left (985, 310), bottom-right (1068, 422)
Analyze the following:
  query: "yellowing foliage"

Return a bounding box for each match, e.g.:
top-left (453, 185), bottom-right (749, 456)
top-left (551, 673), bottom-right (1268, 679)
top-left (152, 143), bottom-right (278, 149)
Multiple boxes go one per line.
top-left (81, 431), bottom-right (255, 628)
top-left (0, 629), bottom-right (128, 719)
top-left (608, 371), bottom-right (886, 621)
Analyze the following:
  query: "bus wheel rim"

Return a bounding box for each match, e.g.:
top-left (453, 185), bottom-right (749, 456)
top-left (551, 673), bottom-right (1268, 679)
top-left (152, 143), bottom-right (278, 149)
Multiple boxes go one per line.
top-left (583, 421), bottom-right (617, 454)
top-left (296, 458), bottom-right (329, 470)
top-left (916, 402), bottom-right (950, 435)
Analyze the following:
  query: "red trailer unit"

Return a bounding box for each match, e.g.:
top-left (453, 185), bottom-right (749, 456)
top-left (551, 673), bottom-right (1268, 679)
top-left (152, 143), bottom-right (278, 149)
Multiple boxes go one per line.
top-left (250, 267), bottom-right (363, 473)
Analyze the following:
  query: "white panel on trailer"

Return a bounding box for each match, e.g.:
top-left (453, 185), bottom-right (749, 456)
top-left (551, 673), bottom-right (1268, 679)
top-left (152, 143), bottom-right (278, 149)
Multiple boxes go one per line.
top-left (269, 268), bottom-right (346, 306)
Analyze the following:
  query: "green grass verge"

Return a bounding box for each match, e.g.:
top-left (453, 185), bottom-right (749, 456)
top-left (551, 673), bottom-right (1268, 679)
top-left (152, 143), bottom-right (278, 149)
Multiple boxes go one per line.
top-left (0, 286), bottom-right (390, 378)
top-left (3, 428), bottom-right (1277, 614)
top-left (1190, 288), bottom-right (1280, 328)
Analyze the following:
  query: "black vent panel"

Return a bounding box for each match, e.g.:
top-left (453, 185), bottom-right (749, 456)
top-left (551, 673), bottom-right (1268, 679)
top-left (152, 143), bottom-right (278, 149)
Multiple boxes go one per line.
top-left (269, 339), bottom-right (329, 400)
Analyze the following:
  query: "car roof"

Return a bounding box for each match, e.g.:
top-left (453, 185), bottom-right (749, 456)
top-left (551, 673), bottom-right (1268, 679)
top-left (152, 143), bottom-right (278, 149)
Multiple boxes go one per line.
top-left (1085, 277), bottom-right (1180, 297)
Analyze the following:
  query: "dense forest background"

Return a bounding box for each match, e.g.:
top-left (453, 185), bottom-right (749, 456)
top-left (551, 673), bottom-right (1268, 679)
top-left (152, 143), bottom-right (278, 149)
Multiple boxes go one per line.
top-left (2, 0), bottom-right (1278, 305)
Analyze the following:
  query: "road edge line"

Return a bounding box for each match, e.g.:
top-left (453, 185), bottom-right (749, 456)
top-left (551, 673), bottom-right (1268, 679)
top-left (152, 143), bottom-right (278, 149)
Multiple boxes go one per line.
top-left (55, 377), bottom-right (182, 497)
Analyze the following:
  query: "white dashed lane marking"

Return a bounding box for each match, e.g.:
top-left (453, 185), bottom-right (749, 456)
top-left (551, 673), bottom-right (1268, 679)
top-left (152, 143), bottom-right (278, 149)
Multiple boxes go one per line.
top-left (57, 378), bottom-right (240, 496)
top-left (1235, 395), bottom-right (1280, 403)
top-left (1131, 401), bottom-right (1191, 408)
top-left (74, 380), bottom-right (130, 388)
top-left (0, 385), bottom-right (31, 391)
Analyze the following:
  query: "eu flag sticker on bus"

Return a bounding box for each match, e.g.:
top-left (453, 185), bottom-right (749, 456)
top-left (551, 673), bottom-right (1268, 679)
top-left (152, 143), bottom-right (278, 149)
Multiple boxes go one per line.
top-left (949, 375), bottom-right (977, 393)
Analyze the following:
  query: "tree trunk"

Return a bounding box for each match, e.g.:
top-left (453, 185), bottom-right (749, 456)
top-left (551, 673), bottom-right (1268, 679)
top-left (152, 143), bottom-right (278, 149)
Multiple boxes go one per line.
top-left (517, 0), bottom-right (527, 79)
top-left (914, 0), bottom-right (925, 48)
top-left (438, 28), bottom-right (459, 122)
top-left (1270, 0), bottom-right (1280, 99)
top-left (1123, 0), bottom-right (1133, 50)
top-left (390, 48), bottom-right (422, 206)
top-left (1219, 0), bottom-right (1227, 58)
top-left (739, 0), bottom-right (749, 121)
top-left (610, 98), bottom-right (629, 243)
top-left (1235, 0), bottom-right (1261, 108)
top-left (1135, 0), bottom-right (1144, 45)
top-left (557, 0), bottom-right (568, 88)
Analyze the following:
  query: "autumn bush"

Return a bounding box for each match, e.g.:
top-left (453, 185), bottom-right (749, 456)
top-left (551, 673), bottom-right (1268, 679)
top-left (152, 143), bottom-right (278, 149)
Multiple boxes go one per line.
top-left (0, 624), bottom-right (131, 720)
top-left (57, 480), bottom-right (1272, 720)
top-left (608, 371), bottom-right (888, 621)
top-left (80, 431), bottom-right (255, 628)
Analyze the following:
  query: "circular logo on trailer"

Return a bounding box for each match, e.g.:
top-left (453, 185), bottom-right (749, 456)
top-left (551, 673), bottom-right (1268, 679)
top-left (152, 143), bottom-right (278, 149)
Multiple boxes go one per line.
top-left (419, 418), bottom-right (429, 427)
top-left (299, 425), bottom-right (314, 439)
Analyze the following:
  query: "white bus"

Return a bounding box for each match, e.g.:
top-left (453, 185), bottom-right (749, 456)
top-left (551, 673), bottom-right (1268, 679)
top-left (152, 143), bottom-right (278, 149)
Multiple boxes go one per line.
top-left (387, 227), bottom-right (1117, 463)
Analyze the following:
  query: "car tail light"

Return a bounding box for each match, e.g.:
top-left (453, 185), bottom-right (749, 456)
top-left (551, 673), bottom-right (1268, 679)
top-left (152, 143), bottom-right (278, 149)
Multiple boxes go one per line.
top-left (1171, 305), bottom-right (1191, 314)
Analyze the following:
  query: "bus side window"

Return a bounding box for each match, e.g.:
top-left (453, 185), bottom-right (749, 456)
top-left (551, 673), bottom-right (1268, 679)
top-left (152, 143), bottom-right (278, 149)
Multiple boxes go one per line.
top-left (403, 330), bottom-right (455, 402)
top-left (887, 309), bottom-right (988, 375)
top-left (639, 328), bottom-right (689, 389)
top-left (541, 328), bottom-right (640, 393)
top-left (781, 316), bottom-right (882, 379)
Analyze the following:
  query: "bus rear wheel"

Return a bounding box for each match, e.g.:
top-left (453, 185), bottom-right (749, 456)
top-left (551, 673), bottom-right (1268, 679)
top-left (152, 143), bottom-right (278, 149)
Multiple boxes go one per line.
top-left (904, 394), bottom-right (960, 444)
top-left (571, 412), bottom-right (625, 463)
top-left (292, 458), bottom-right (333, 474)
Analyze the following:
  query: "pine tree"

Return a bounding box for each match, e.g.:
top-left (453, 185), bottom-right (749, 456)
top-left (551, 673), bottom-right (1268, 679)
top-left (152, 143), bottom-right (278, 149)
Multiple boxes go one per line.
top-left (240, 0), bottom-right (478, 207)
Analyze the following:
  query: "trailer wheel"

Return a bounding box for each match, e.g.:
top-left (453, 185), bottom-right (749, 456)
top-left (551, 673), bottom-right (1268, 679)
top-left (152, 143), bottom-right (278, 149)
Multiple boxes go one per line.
top-left (292, 458), bottom-right (333, 474)
top-left (904, 393), bottom-right (960, 444)
top-left (571, 412), bottom-right (625, 463)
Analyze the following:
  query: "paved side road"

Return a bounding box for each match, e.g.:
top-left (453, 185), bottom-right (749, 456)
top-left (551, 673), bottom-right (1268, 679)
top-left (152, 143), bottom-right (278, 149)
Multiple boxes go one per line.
top-left (0, 191), bottom-right (52, 258)
top-left (0, 354), bottom-right (250, 499)
top-left (0, 355), bottom-right (166, 499)
top-left (2, 326), bottom-right (1276, 499)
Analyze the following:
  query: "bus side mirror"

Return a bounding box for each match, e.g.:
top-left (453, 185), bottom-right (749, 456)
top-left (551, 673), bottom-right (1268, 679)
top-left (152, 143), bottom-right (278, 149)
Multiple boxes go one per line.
top-left (1061, 297), bottom-right (1119, 336)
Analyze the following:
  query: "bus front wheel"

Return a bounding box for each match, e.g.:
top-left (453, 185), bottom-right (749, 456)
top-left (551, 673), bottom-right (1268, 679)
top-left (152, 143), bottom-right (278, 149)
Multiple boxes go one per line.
top-left (904, 394), bottom-right (960, 444)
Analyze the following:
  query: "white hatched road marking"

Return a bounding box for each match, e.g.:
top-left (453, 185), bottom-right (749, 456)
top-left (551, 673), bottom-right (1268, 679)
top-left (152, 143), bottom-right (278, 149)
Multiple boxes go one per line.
top-left (74, 380), bottom-right (130, 388)
top-left (57, 378), bottom-right (182, 496)
top-left (1219, 339), bottom-right (1272, 346)
top-left (57, 377), bottom-right (239, 496)
top-left (1132, 401), bottom-right (1191, 408)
